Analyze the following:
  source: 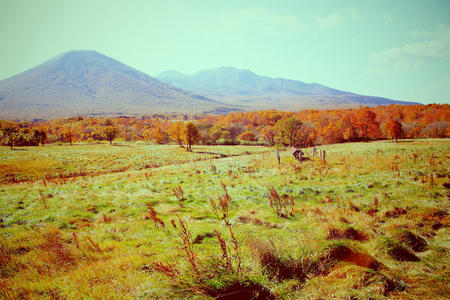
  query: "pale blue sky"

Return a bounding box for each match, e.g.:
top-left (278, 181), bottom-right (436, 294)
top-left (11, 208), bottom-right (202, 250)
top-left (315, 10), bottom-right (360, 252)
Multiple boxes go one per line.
top-left (1, 0), bottom-right (449, 103)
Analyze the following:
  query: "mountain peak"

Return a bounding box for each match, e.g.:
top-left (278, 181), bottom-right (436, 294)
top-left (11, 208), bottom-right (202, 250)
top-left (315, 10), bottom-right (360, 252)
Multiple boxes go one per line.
top-left (195, 66), bottom-right (256, 76)
top-left (48, 50), bottom-right (109, 64)
top-left (59, 49), bottom-right (103, 56)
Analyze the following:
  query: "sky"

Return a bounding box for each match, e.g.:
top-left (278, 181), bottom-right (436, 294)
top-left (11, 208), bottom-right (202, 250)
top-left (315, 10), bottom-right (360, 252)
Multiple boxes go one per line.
top-left (0, 0), bottom-right (449, 104)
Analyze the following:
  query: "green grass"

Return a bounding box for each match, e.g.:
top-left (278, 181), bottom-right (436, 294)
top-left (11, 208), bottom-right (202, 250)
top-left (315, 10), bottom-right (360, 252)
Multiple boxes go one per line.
top-left (0, 139), bottom-right (449, 299)
top-left (0, 142), bottom-right (272, 183)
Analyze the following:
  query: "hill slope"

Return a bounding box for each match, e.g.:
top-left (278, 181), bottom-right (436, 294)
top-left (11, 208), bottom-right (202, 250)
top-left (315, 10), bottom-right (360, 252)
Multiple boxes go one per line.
top-left (0, 51), bottom-right (236, 120)
top-left (157, 67), bottom-right (420, 110)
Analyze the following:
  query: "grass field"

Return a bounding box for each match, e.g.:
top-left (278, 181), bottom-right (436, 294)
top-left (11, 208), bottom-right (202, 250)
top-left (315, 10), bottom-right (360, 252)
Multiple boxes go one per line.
top-left (0, 139), bottom-right (449, 299)
top-left (0, 143), bottom-right (272, 184)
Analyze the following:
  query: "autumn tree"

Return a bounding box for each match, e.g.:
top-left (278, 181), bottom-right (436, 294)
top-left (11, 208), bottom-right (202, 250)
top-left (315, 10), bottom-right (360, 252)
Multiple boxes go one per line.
top-left (104, 118), bottom-right (113, 126)
top-left (61, 128), bottom-right (74, 145)
top-left (351, 108), bottom-right (382, 140)
top-left (296, 121), bottom-right (315, 147)
top-left (423, 122), bottom-right (447, 138)
top-left (226, 123), bottom-right (244, 140)
top-left (265, 111), bottom-right (283, 126)
top-left (142, 128), bottom-right (152, 142)
top-left (340, 111), bottom-right (358, 142)
top-left (209, 126), bottom-right (223, 143)
top-left (385, 119), bottom-right (402, 142)
top-left (0, 103), bottom-right (447, 146)
top-left (1, 126), bottom-right (18, 150)
top-left (103, 126), bottom-right (119, 144)
top-left (238, 131), bottom-right (256, 142)
top-left (168, 121), bottom-right (184, 147)
top-left (39, 129), bottom-right (47, 146)
top-left (274, 117), bottom-right (302, 146)
top-left (31, 128), bottom-right (47, 146)
top-left (150, 123), bottom-right (166, 144)
top-left (182, 122), bottom-right (200, 150)
top-left (261, 126), bottom-right (275, 145)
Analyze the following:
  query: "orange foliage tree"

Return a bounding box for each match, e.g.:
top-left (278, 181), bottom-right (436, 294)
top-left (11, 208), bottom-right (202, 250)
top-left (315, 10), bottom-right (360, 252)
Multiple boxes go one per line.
top-left (182, 122), bottom-right (201, 150)
top-left (274, 117), bottom-right (302, 146)
top-left (238, 131), bottom-right (256, 142)
top-left (1, 104), bottom-right (448, 148)
top-left (385, 119), bottom-right (402, 142)
top-left (168, 121), bottom-right (184, 147)
top-left (351, 108), bottom-right (382, 141)
top-left (103, 126), bottom-right (119, 144)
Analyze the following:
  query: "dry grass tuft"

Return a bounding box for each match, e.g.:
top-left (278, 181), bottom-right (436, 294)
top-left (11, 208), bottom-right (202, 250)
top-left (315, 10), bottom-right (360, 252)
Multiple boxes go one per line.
top-left (39, 226), bottom-right (76, 268)
top-left (384, 207), bottom-right (408, 218)
top-left (193, 232), bottom-right (215, 244)
top-left (327, 227), bottom-right (368, 241)
top-left (394, 230), bottom-right (428, 252)
top-left (0, 239), bottom-right (24, 278)
top-left (386, 241), bottom-right (420, 262)
top-left (326, 264), bottom-right (405, 296)
top-left (249, 238), bottom-right (318, 282)
top-left (320, 244), bottom-right (383, 271)
top-left (236, 215), bottom-right (281, 229)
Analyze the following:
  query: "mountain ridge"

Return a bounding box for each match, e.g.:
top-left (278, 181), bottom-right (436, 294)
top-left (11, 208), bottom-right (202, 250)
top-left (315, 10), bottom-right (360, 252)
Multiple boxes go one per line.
top-left (156, 66), bottom-right (420, 109)
top-left (0, 51), bottom-right (237, 120)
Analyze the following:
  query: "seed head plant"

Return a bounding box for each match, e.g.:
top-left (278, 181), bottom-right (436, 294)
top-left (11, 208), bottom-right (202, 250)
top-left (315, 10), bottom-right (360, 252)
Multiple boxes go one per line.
top-left (173, 185), bottom-right (185, 208)
top-left (268, 186), bottom-right (294, 217)
top-left (209, 183), bottom-right (232, 224)
top-left (146, 204), bottom-right (165, 228)
top-left (176, 216), bottom-right (200, 275)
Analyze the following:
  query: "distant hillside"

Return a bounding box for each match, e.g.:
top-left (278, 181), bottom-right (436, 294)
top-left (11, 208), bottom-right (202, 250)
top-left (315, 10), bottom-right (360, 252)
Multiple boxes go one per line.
top-left (0, 51), bottom-right (237, 120)
top-left (157, 67), bottom-right (420, 110)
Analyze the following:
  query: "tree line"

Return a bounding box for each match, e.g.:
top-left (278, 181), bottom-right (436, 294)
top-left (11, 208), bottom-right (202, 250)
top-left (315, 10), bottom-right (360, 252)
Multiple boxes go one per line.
top-left (1, 104), bottom-right (448, 149)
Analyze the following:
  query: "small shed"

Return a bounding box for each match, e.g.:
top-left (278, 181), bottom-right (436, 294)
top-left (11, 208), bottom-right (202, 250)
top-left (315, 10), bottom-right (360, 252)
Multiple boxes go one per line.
top-left (289, 147), bottom-right (304, 162)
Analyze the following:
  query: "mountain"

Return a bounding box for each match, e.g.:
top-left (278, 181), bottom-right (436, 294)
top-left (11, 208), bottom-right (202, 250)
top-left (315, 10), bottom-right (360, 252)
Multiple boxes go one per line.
top-left (156, 67), bottom-right (420, 110)
top-left (0, 51), bottom-right (237, 120)
top-left (0, 52), bottom-right (420, 120)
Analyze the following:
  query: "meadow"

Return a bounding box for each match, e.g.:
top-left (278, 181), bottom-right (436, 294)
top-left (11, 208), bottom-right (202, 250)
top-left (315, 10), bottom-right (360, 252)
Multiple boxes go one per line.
top-left (0, 143), bottom-right (271, 184)
top-left (0, 139), bottom-right (448, 299)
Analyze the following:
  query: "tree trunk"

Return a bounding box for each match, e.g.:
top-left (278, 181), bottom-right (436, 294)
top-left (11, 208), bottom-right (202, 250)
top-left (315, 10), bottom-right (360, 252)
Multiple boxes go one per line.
top-left (110, 140), bottom-right (112, 145)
